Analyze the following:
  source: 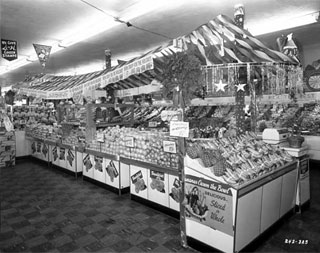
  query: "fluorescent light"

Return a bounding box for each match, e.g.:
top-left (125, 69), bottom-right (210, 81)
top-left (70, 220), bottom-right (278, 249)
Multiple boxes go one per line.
top-left (248, 11), bottom-right (319, 36)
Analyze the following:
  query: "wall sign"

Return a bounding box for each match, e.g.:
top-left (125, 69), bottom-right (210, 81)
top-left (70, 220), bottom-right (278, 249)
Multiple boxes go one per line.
top-left (170, 121), bottom-right (189, 137)
top-left (1, 39), bottom-right (17, 61)
top-left (185, 174), bottom-right (233, 236)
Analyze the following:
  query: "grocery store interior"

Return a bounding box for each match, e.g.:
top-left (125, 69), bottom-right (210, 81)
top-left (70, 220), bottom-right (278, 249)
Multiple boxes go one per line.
top-left (1, 1), bottom-right (320, 253)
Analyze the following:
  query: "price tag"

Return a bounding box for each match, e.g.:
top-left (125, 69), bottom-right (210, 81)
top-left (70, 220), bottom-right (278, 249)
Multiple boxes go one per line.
top-left (78, 136), bottom-right (86, 142)
top-left (96, 132), bottom-right (104, 142)
top-left (161, 109), bottom-right (182, 121)
top-left (148, 121), bottom-right (158, 127)
top-left (124, 136), bottom-right (134, 147)
top-left (163, 140), bottom-right (177, 153)
top-left (169, 121), bottom-right (189, 137)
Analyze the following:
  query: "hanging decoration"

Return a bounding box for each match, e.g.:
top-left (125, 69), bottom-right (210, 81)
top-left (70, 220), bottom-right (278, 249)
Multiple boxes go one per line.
top-left (160, 51), bottom-right (204, 106)
top-left (214, 79), bottom-right (228, 92)
top-left (33, 43), bottom-right (52, 69)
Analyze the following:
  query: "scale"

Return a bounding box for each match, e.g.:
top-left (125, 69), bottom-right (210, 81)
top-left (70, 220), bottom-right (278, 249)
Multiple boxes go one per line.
top-left (262, 128), bottom-right (289, 147)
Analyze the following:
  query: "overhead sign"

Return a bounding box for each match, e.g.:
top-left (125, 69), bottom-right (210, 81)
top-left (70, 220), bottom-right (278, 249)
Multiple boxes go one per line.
top-left (1, 39), bottom-right (18, 61)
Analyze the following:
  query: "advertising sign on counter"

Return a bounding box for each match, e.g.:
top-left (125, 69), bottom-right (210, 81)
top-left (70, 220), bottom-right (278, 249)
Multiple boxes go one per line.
top-left (131, 170), bottom-right (147, 193)
top-left (150, 170), bottom-right (165, 193)
top-left (185, 175), bottom-right (233, 236)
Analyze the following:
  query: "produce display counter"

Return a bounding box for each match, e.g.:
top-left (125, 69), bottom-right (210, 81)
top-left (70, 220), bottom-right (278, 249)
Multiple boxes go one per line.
top-left (82, 148), bottom-right (130, 195)
top-left (184, 159), bottom-right (298, 253)
top-left (26, 137), bottom-right (82, 177)
top-left (122, 157), bottom-right (180, 216)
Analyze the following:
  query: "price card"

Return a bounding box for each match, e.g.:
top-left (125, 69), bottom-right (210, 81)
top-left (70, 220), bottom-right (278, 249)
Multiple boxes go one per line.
top-left (163, 140), bottom-right (177, 154)
top-left (96, 132), bottom-right (105, 142)
top-left (124, 136), bottom-right (134, 147)
top-left (169, 121), bottom-right (189, 137)
top-left (148, 121), bottom-right (158, 127)
top-left (78, 136), bottom-right (86, 142)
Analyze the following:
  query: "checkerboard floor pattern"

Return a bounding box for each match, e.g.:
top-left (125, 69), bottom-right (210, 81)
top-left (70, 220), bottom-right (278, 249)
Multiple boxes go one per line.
top-left (1, 160), bottom-right (320, 252)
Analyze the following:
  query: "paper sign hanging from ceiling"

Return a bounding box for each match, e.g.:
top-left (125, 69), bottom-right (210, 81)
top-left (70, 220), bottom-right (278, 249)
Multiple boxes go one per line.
top-left (33, 43), bottom-right (52, 68)
top-left (1, 39), bottom-right (18, 61)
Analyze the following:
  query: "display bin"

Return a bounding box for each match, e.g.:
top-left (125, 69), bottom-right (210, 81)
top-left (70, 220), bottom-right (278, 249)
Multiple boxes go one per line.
top-left (184, 158), bottom-right (298, 253)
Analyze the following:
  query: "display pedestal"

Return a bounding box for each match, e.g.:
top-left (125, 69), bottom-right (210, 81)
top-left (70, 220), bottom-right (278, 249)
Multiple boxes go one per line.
top-left (184, 158), bottom-right (298, 253)
top-left (283, 146), bottom-right (310, 212)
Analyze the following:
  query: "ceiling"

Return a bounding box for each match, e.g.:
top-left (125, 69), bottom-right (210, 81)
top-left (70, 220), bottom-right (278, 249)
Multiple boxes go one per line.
top-left (0, 0), bottom-right (319, 86)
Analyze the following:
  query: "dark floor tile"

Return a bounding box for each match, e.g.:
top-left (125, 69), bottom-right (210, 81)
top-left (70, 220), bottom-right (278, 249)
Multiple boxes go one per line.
top-left (56, 219), bottom-right (73, 229)
top-left (29, 241), bottom-right (54, 253)
top-left (57, 242), bottom-right (79, 253)
top-left (110, 240), bottom-right (133, 252)
top-left (24, 211), bottom-right (41, 220)
top-left (140, 227), bottom-right (160, 237)
top-left (163, 226), bottom-right (180, 236)
top-left (83, 209), bottom-right (100, 218)
top-left (76, 218), bottom-right (95, 228)
top-left (1, 242), bottom-right (28, 252)
top-left (44, 229), bottom-right (64, 240)
top-left (83, 241), bottom-right (105, 252)
top-left (68, 228), bottom-right (88, 240)
top-left (0, 231), bottom-right (17, 241)
top-left (163, 238), bottom-right (184, 252)
top-left (11, 220), bottom-right (31, 230)
top-left (92, 228), bottom-right (110, 240)
top-left (137, 239), bottom-right (159, 252)
top-left (21, 230), bottom-right (41, 240)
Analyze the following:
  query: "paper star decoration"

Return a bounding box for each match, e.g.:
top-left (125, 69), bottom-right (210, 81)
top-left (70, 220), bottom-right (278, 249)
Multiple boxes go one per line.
top-left (236, 83), bottom-right (246, 92)
top-left (214, 79), bottom-right (228, 92)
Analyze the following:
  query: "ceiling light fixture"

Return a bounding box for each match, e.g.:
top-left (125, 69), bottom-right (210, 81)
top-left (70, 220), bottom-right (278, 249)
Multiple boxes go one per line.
top-left (248, 11), bottom-right (320, 36)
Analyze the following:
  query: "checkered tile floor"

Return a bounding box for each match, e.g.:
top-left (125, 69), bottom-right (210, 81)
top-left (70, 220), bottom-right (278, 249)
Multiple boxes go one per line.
top-left (1, 159), bottom-right (320, 252)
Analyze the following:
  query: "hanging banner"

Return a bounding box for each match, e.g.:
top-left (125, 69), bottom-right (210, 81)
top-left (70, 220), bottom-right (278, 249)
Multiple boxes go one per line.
top-left (185, 174), bottom-right (233, 236)
top-left (1, 39), bottom-right (18, 61)
top-left (33, 43), bottom-right (52, 68)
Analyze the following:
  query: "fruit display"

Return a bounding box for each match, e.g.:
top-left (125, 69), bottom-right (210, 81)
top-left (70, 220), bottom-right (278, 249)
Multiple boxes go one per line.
top-left (186, 131), bottom-right (294, 186)
top-left (119, 128), bottom-right (179, 168)
top-left (11, 104), bottom-right (57, 130)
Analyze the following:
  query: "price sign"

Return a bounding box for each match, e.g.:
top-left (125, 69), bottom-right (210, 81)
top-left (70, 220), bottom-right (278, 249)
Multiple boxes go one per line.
top-left (169, 121), bottom-right (189, 137)
top-left (78, 136), bottom-right (86, 142)
top-left (148, 121), bottom-right (158, 127)
top-left (124, 136), bottom-right (134, 147)
top-left (96, 132), bottom-right (104, 142)
top-left (161, 109), bottom-right (182, 121)
top-left (163, 140), bottom-right (177, 154)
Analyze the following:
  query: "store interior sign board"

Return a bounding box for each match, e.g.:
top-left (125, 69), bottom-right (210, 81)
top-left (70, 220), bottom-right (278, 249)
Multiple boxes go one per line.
top-left (1, 39), bottom-right (17, 61)
top-left (170, 121), bottom-right (189, 137)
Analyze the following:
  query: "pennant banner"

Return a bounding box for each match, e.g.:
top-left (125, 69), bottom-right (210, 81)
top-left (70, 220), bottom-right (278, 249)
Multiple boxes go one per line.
top-left (1, 39), bottom-right (18, 61)
top-left (33, 43), bottom-right (52, 68)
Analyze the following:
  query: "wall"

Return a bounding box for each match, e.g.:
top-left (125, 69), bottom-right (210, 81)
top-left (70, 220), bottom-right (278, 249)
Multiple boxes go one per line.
top-left (302, 43), bottom-right (320, 67)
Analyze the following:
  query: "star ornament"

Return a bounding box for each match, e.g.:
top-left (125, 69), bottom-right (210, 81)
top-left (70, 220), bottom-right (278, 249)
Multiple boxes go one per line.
top-left (214, 79), bottom-right (228, 92)
top-left (236, 83), bottom-right (246, 92)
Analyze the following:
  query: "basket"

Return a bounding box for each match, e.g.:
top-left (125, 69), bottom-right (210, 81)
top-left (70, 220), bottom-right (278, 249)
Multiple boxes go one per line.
top-left (288, 135), bottom-right (305, 148)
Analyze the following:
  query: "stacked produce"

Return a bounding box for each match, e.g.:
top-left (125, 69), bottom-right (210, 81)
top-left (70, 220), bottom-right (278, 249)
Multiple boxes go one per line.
top-left (12, 104), bottom-right (56, 129)
top-left (119, 128), bottom-right (179, 168)
top-left (26, 124), bottom-right (58, 141)
top-left (186, 132), bottom-right (294, 186)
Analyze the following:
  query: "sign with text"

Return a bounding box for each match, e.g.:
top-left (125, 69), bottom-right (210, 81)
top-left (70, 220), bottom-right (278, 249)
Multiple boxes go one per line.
top-left (124, 136), bottom-right (134, 147)
top-left (185, 175), bottom-right (233, 236)
top-left (96, 132), bottom-right (104, 143)
top-left (169, 121), bottom-right (189, 137)
top-left (163, 140), bottom-right (177, 154)
top-left (1, 39), bottom-right (18, 61)
top-left (161, 109), bottom-right (182, 121)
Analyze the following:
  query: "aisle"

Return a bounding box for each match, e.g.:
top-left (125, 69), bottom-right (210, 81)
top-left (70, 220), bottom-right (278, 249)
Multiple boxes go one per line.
top-left (1, 160), bottom-right (320, 253)
top-left (0, 161), bottom-right (197, 253)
